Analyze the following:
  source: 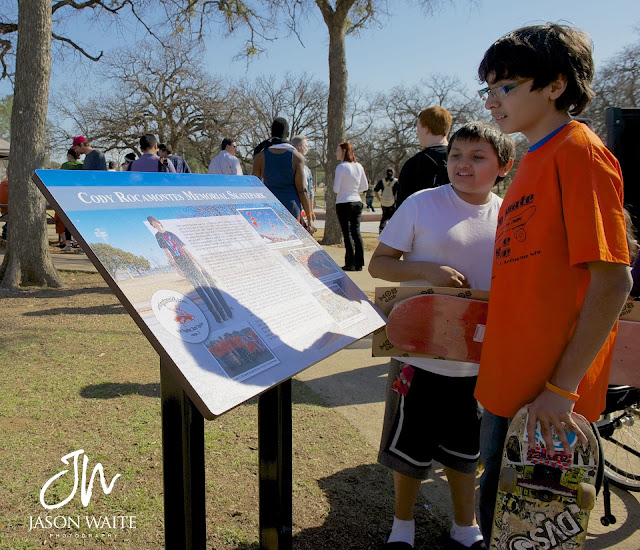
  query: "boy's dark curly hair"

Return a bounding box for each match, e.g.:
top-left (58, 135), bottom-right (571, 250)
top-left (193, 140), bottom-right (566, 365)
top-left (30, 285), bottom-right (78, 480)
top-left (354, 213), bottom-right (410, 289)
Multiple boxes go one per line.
top-left (478, 23), bottom-right (594, 116)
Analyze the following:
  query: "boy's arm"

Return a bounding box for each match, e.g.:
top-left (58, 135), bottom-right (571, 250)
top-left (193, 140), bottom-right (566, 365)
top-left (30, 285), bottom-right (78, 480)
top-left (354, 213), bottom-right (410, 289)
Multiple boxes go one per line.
top-left (527, 260), bottom-right (632, 451)
top-left (368, 242), bottom-right (470, 288)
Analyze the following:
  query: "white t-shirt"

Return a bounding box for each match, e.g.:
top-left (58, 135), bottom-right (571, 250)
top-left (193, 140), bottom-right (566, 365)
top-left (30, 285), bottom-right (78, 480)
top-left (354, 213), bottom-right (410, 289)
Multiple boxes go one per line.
top-left (208, 150), bottom-right (242, 175)
top-left (333, 161), bottom-right (368, 204)
top-left (379, 184), bottom-right (503, 376)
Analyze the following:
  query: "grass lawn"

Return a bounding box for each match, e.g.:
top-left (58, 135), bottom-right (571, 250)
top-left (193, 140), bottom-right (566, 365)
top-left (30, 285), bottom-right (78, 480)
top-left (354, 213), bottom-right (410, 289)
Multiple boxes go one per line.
top-left (0, 272), bottom-right (449, 549)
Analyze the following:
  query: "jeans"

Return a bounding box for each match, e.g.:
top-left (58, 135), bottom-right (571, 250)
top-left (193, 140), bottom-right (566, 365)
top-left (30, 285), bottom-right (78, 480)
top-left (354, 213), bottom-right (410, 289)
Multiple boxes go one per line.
top-left (366, 197), bottom-right (374, 211)
top-left (479, 409), bottom-right (511, 546)
top-left (336, 201), bottom-right (364, 268)
top-left (379, 205), bottom-right (396, 232)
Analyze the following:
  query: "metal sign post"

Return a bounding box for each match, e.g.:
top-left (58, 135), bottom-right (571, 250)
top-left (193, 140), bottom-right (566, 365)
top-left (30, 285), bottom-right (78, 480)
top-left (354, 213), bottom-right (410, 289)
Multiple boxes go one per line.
top-left (161, 360), bottom-right (206, 549)
top-left (258, 379), bottom-right (293, 550)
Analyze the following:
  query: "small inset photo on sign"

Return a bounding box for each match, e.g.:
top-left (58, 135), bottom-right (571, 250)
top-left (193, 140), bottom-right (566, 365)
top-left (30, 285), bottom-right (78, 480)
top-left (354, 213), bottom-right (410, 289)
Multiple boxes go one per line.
top-left (204, 323), bottom-right (279, 381)
top-left (237, 207), bottom-right (300, 247)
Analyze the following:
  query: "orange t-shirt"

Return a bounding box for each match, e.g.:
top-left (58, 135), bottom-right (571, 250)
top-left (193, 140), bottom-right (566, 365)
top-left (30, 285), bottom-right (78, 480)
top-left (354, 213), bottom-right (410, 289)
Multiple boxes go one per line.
top-left (475, 122), bottom-right (629, 422)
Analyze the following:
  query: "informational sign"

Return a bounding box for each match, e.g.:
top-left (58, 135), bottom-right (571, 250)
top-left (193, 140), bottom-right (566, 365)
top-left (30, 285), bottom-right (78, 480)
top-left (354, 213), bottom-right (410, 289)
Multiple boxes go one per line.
top-left (34, 170), bottom-right (386, 417)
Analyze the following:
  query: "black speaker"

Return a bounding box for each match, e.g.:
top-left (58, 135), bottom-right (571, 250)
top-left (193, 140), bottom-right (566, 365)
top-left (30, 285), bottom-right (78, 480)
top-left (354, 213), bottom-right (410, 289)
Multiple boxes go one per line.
top-left (606, 107), bottom-right (640, 227)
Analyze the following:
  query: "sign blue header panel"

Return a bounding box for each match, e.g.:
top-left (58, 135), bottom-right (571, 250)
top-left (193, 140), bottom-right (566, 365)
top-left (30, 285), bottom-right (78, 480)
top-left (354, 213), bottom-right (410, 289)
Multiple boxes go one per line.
top-left (35, 170), bottom-right (385, 418)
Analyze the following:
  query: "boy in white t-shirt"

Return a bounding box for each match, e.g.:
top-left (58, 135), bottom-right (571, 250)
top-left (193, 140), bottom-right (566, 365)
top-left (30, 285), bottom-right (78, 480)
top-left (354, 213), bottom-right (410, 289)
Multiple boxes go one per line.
top-left (369, 122), bottom-right (515, 550)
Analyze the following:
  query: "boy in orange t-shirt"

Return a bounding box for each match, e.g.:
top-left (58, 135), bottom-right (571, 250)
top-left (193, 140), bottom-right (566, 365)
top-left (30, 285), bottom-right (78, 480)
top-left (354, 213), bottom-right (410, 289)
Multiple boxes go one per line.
top-left (474, 23), bottom-right (632, 545)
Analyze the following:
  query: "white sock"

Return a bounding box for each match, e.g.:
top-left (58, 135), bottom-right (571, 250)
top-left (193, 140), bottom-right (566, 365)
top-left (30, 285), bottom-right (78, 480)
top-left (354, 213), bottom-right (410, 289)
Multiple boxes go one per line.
top-left (450, 523), bottom-right (483, 547)
top-left (387, 517), bottom-right (415, 546)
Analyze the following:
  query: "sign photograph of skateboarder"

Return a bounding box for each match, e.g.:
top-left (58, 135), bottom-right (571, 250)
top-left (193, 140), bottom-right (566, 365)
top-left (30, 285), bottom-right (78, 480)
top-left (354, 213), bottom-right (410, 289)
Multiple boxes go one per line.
top-left (146, 215), bottom-right (232, 324)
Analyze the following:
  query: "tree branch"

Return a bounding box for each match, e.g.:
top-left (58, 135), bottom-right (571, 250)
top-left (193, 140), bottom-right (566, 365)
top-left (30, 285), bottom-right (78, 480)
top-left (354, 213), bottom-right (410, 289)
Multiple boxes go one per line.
top-left (51, 32), bottom-right (102, 60)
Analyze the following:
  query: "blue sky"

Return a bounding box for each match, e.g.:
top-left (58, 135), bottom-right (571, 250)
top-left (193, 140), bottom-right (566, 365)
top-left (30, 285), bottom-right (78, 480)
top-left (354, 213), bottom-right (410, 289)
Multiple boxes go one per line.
top-left (1, 1), bottom-right (638, 126)
top-left (202, 0), bottom-right (639, 94)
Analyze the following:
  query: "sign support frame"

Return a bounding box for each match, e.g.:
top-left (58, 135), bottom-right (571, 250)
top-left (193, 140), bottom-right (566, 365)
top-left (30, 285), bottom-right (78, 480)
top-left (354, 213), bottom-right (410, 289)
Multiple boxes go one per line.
top-left (160, 358), bottom-right (293, 549)
top-left (258, 379), bottom-right (293, 549)
top-left (161, 359), bottom-right (207, 549)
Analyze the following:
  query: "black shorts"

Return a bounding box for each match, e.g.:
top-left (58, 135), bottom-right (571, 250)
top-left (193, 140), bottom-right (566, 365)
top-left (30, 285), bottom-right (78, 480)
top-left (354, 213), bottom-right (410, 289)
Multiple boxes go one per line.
top-left (378, 359), bottom-right (482, 479)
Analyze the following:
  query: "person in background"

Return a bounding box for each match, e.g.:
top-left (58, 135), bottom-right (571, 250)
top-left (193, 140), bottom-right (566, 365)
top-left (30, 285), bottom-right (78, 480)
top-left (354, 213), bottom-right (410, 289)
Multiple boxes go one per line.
top-left (208, 138), bottom-right (243, 175)
top-left (71, 136), bottom-right (107, 171)
top-left (365, 180), bottom-right (375, 212)
top-left (252, 118), bottom-right (315, 233)
top-left (0, 174), bottom-right (7, 240)
top-left (395, 106), bottom-right (451, 209)
top-left (334, 142), bottom-right (368, 271)
top-left (121, 152), bottom-right (136, 171)
top-left (128, 134), bottom-right (176, 173)
top-left (56, 148), bottom-right (84, 249)
top-left (158, 143), bottom-right (192, 173)
top-left (107, 161), bottom-right (117, 171)
top-left (374, 168), bottom-right (399, 233)
top-left (291, 135), bottom-right (315, 223)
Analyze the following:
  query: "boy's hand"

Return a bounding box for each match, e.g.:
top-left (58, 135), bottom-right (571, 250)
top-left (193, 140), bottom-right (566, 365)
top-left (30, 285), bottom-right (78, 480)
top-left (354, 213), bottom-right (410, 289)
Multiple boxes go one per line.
top-left (526, 390), bottom-right (588, 455)
top-left (429, 266), bottom-right (470, 288)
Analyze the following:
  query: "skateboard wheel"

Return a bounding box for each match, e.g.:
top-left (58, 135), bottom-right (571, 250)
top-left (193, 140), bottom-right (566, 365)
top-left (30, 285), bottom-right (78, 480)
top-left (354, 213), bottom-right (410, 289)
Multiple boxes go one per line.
top-left (499, 467), bottom-right (517, 493)
top-left (576, 483), bottom-right (596, 510)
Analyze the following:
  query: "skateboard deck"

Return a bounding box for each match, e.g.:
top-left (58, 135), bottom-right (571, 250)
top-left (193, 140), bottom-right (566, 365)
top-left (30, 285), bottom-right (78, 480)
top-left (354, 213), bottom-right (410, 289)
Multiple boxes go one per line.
top-left (386, 294), bottom-right (488, 362)
top-left (490, 406), bottom-right (599, 550)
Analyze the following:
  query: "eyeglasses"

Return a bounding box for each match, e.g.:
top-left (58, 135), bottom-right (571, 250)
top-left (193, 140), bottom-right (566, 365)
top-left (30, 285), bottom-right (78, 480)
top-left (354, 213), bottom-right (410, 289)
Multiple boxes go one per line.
top-left (477, 79), bottom-right (531, 101)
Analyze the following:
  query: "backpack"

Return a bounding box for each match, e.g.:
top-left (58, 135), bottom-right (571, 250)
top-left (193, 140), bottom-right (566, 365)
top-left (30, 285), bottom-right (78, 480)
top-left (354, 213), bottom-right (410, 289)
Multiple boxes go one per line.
top-left (421, 150), bottom-right (448, 188)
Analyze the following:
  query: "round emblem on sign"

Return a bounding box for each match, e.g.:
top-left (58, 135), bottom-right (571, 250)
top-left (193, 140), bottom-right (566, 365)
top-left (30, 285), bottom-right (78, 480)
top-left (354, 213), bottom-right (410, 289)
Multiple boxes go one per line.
top-left (151, 290), bottom-right (209, 343)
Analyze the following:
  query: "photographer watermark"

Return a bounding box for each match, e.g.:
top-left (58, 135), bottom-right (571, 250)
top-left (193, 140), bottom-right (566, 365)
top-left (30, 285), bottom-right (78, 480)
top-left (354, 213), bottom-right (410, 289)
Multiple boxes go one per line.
top-left (29, 449), bottom-right (136, 539)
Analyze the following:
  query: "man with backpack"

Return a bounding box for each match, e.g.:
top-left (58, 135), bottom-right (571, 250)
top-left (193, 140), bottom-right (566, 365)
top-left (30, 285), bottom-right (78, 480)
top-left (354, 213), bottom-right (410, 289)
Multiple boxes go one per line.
top-left (395, 106), bottom-right (451, 209)
top-left (128, 134), bottom-right (176, 173)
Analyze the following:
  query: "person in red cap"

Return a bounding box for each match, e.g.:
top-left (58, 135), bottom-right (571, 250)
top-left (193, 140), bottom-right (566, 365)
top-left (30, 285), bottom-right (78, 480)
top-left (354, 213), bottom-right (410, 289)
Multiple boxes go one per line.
top-left (72, 136), bottom-right (107, 170)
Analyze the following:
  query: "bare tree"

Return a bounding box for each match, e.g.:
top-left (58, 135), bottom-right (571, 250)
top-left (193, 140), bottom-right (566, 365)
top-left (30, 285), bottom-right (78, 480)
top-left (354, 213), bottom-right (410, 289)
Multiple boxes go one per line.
top-left (235, 72), bottom-right (328, 164)
top-left (52, 38), bottom-right (238, 169)
top-left (582, 36), bottom-right (640, 138)
top-left (0, 0), bottom-right (59, 288)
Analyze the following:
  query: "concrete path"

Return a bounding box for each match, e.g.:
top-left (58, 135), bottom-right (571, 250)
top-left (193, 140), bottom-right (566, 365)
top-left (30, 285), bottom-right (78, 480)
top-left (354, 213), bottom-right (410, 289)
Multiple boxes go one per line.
top-left (3, 224), bottom-right (639, 548)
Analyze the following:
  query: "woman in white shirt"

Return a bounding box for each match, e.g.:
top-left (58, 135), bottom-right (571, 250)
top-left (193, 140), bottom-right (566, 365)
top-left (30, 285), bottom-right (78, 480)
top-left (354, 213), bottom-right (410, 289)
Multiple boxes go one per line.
top-left (333, 142), bottom-right (369, 271)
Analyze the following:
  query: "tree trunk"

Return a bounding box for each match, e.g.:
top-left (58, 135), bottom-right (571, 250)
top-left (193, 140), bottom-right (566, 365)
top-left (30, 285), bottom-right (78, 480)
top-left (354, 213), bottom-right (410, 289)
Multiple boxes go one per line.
top-left (318, 0), bottom-right (354, 245)
top-left (0, 0), bottom-right (61, 289)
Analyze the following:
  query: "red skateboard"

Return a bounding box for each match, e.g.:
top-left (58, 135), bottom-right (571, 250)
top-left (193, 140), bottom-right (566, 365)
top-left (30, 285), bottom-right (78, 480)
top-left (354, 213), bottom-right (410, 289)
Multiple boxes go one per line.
top-left (386, 293), bottom-right (488, 362)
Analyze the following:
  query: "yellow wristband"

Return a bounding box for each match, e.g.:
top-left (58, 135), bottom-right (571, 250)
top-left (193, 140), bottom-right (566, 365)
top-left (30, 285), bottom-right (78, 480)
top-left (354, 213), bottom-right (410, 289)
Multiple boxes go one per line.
top-left (545, 381), bottom-right (580, 402)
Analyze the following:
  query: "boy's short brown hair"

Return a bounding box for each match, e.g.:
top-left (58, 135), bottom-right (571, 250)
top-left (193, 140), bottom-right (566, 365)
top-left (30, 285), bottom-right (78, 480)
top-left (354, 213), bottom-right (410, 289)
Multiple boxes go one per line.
top-left (478, 23), bottom-right (594, 116)
top-left (448, 121), bottom-right (516, 183)
top-left (418, 106), bottom-right (452, 137)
